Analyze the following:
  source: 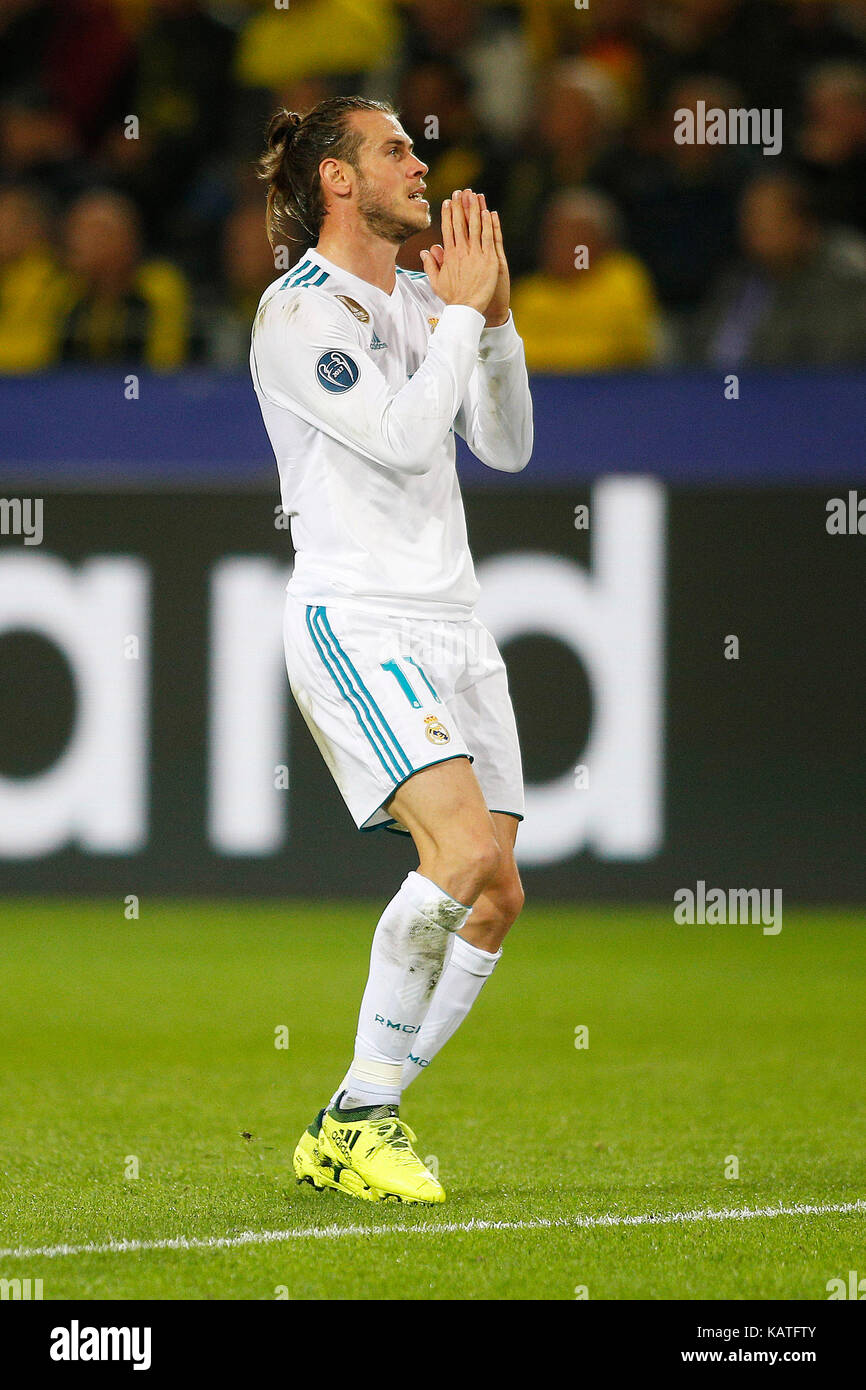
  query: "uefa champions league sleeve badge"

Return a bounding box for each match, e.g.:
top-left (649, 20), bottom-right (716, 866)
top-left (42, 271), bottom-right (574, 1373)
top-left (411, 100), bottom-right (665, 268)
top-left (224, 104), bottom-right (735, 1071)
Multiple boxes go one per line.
top-left (316, 351), bottom-right (361, 393)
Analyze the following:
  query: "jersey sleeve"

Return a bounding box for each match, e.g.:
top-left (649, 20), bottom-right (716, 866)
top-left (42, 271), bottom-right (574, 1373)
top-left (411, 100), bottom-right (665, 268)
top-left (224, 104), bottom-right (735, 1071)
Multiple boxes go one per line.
top-left (453, 311), bottom-right (534, 473)
top-left (251, 287), bottom-right (486, 475)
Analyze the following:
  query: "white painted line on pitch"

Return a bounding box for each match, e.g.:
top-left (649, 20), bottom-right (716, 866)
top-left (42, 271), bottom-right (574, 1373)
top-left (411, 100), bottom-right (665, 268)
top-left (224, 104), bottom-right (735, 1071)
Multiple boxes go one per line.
top-left (1, 1199), bottom-right (864, 1262)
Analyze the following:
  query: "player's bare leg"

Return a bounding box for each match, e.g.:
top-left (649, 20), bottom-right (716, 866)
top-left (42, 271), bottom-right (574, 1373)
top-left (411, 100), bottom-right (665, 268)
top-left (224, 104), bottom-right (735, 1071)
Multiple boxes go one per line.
top-left (399, 808), bottom-right (524, 1088)
top-left (297, 758), bottom-right (503, 1202)
top-left (385, 754), bottom-right (504, 907)
top-left (459, 811), bottom-right (524, 951)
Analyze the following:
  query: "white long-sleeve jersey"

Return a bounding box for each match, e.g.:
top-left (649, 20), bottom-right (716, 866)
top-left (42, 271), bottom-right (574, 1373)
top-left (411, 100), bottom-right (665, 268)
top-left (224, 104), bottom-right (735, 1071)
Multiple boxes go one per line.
top-left (249, 249), bottom-right (533, 620)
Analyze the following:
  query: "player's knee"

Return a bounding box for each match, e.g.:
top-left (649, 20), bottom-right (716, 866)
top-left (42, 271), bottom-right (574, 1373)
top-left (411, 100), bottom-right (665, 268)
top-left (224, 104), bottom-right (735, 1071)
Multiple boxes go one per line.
top-left (498, 876), bottom-right (525, 928)
top-left (467, 872), bottom-right (524, 949)
top-left (485, 872), bottom-right (524, 932)
top-left (457, 834), bottom-right (502, 901)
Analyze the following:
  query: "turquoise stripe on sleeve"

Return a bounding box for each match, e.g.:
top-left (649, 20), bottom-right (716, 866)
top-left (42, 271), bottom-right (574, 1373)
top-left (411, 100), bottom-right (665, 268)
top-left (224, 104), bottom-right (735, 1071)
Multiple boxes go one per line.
top-left (281, 262), bottom-right (330, 292)
top-left (281, 259), bottom-right (310, 288)
top-left (289, 262), bottom-right (324, 287)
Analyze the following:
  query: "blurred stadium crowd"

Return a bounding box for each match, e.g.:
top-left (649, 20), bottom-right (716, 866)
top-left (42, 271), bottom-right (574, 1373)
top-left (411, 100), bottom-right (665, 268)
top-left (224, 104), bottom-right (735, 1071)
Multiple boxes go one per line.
top-left (2, 0), bottom-right (866, 373)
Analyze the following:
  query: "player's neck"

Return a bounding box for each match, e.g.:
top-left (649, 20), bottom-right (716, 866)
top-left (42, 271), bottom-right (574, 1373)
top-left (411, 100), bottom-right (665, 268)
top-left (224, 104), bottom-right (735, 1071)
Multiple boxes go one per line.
top-left (313, 230), bottom-right (399, 297)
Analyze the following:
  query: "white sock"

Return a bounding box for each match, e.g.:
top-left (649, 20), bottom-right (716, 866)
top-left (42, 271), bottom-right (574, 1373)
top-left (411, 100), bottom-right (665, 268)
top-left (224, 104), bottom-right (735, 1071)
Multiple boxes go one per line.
top-left (401, 933), bottom-right (502, 1089)
top-left (332, 871), bottom-right (472, 1110)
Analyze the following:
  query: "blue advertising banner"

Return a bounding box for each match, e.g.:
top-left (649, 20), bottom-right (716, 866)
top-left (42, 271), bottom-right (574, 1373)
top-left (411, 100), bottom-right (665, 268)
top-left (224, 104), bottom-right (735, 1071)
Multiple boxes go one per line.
top-left (2, 371), bottom-right (864, 486)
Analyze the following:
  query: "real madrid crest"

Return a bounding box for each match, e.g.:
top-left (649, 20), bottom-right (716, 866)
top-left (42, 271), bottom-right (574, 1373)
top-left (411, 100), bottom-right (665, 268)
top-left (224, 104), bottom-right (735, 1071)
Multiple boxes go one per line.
top-left (424, 714), bottom-right (450, 745)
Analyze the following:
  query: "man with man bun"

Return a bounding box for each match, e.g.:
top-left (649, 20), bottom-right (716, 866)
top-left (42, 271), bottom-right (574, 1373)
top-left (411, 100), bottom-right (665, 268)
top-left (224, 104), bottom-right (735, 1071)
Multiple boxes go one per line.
top-left (251, 96), bottom-right (533, 1205)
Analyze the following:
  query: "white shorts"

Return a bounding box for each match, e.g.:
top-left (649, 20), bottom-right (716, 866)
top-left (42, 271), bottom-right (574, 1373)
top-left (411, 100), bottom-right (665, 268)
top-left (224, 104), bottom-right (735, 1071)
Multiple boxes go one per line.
top-left (283, 597), bottom-right (524, 834)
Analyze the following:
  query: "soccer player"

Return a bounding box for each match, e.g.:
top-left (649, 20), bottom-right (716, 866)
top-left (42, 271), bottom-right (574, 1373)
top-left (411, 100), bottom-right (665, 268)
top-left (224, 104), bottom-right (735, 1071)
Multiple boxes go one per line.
top-left (251, 96), bottom-right (533, 1204)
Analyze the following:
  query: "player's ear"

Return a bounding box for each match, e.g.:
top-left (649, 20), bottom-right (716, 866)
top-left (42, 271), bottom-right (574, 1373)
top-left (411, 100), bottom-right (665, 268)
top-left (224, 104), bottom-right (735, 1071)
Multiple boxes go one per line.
top-left (319, 157), bottom-right (352, 199)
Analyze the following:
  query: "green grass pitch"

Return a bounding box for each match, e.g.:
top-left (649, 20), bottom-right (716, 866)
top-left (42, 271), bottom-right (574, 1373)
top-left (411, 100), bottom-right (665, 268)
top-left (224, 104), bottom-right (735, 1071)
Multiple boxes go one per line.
top-left (0, 900), bottom-right (864, 1300)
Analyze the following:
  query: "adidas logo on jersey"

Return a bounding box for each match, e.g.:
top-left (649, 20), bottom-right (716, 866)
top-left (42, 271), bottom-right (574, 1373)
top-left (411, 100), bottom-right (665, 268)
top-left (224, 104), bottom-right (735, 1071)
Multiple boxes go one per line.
top-left (369, 329), bottom-right (388, 350)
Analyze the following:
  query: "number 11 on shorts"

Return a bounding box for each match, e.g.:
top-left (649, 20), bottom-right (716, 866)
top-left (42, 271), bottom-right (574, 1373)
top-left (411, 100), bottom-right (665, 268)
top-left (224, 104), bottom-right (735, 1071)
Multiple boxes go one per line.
top-left (381, 658), bottom-right (441, 706)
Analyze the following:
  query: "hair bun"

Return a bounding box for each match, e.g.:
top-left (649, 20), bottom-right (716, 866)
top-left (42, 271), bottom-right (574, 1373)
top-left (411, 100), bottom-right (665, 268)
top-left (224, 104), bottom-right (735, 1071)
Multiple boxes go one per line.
top-left (279, 110), bottom-right (303, 148)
